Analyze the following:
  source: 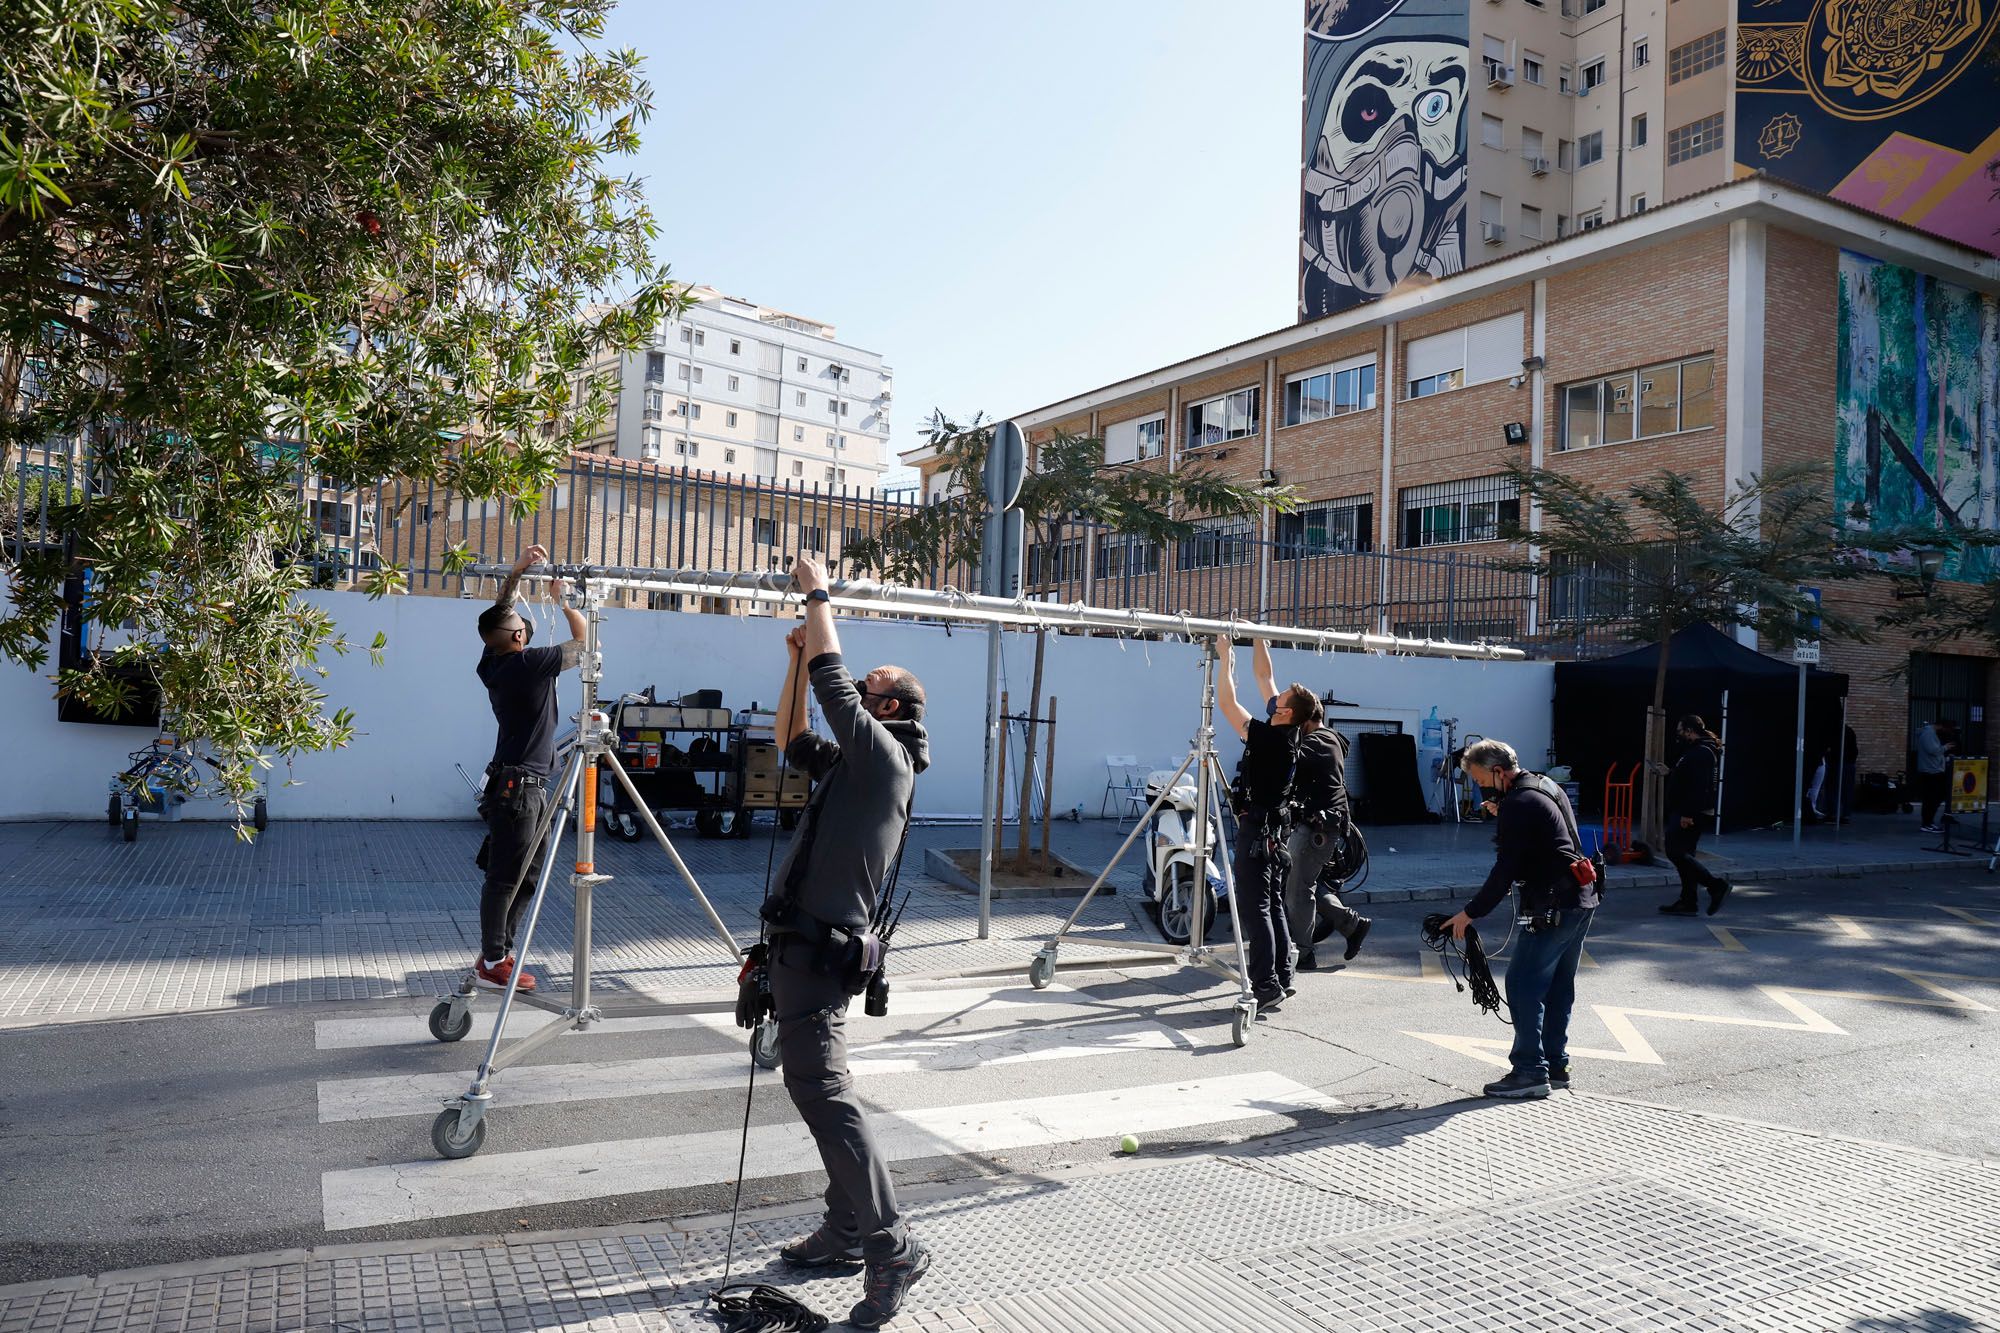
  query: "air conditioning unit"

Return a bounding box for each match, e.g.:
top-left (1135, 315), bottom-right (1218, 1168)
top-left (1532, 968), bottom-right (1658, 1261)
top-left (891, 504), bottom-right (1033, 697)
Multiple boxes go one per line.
top-left (1529, 155), bottom-right (1550, 175)
top-left (1486, 59), bottom-right (1515, 88)
top-left (1482, 222), bottom-right (1508, 245)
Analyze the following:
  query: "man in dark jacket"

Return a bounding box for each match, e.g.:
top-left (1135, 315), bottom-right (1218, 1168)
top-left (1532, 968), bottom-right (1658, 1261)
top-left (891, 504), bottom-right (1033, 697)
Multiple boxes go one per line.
top-left (765, 556), bottom-right (931, 1330)
top-left (471, 544), bottom-right (584, 995)
top-left (1442, 738), bottom-right (1600, 1100)
top-left (1660, 714), bottom-right (1730, 916)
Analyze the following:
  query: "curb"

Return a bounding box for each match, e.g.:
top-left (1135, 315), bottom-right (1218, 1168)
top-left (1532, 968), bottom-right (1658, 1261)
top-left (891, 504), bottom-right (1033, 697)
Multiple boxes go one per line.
top-left (1344, 852), bottom-right (1989, 904)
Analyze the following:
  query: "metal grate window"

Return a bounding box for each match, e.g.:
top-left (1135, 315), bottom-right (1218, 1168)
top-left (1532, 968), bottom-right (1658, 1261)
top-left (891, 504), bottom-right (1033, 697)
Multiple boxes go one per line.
top-left (1666, 112), bottom-right (1726, 164)
top-left (1276, 496), bottom-right (1374, 557)
top-left (1178, 516), bottom-right (1256, 569)
top-left (1399, 476), bottom-right (1520, 549)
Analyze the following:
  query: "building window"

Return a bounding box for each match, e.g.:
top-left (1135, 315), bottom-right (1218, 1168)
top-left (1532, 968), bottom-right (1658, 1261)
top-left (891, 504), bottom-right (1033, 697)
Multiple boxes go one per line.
top-left (1184, 387), bottom-right (1260, 448)
top-left (725, 448), bottom-right (737, 464)
top-left (680, 327), bottom-right (705, 347)
top-left (1106, 414), bottom-right (1167, 463)
top-left (826, 432), bottom-right (836, 446)
top-left (1579, 209), bottom-right (1604, 230)
top-left (1631, 113), bottom-right (1648, 147)
top-left (644, 389), bottom-right (663, 419)
top-left (1285, 356), bottom-right (1377, 425)
top-left (754, 517), bottom-right (778, 545)
top-left (797, 356), bottom-right (808, 372)
top-left (1403, 313), bottom-right (1523, 399)
top-left (1667, 112), bottom-right (1725, 164)
top-left (1522, 52), bottom-right (1544, 84)
top-left (793, 425), bottom-right (805, 442)
top-left (1276, 496), bottom-right (1374, 557)
top-left (1521, 203), bottom-right (1543, 239)
top-left (825, 467), bottom-right (837, 483)
top-left (827, 397), bottom-right (839, 413)
top-left (1581, 57), bottom-right (1605, 92)
top-left (836, 434), bottom-right (847, 450)
top-left (678, 364), bottom-right (690, 380)
top-left (729, 338), bottom-right (742, 355)
top-left (1558, 65), bottom-right (1573, 95)
top-left (1481, 114), bottom-right (1505, 149)
top-left (1557, 213), bottom-right (1570, 237)
top-left (837, 468), bottom-right (846, 484)
top-left (791, 460), bottom-right (803, 477)
top-left (1578, 131), bottom-right (1604, 166)
top-left (1560, 354), bottom-right (1715, 450)
top-left (795, 390), bottom-right (806, 407)
top-left (641, 426), bottom-right (661, 458)
top-left (1557, 139), bottom-right (1574, 171)
top-left (1631, 38), bottom-right (1649, 67)
top-left (838, 401), bottom-right (849, 416)
top-left (645, 352), bottom-right (665, 382)
top-left (728, 374), bottom-right (740, 391)
top-left (1096, 535), bottom-right (1162, 578)
top-left (1582, 0), bottom-right (1605, 11)
top-left (726, 411), bottom-right (739, 428)
top-left (1631, 193), bottom-right (1648, 213)
top-left (1521, 126), bottom-right (1544, 162)
top-left (1399, 476), bottom-right (1521, 549)
top-left (1177, 517), bottom-right (1255, 570)
top-left (1668, 29), bottom-right (1726, 83)
top-left (674, 439), bottom-right (690, 457)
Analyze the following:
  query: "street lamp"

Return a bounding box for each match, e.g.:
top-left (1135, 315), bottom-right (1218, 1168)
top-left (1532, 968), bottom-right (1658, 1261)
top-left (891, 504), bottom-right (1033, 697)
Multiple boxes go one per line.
top-left (1894, 545), bottom-right (1946, 599)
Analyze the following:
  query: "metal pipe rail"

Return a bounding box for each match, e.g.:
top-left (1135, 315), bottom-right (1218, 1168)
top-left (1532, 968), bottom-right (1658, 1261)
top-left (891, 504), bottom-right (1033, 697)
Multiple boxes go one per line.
top-left (468, 563), bottom-right (1527, 661)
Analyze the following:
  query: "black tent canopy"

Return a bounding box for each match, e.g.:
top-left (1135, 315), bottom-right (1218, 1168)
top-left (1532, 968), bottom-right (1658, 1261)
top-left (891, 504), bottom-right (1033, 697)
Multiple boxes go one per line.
top-left (1552, 624), bottom-right (1849, 832)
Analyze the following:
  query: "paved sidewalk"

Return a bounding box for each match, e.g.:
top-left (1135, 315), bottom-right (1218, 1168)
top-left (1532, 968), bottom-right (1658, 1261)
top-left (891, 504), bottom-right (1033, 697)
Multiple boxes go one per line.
top-left (0, 812), bottom-right (1985, 1024)
top-left (3, 1093), bottom-right (1993, 1332)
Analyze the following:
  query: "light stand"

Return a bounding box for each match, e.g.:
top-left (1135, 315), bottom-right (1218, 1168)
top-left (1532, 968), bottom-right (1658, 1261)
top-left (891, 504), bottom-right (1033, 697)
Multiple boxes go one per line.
top-left (1026, 641), bottom-right (1259, 1045)
top-left (427, 574), bottom-right (760, 1161)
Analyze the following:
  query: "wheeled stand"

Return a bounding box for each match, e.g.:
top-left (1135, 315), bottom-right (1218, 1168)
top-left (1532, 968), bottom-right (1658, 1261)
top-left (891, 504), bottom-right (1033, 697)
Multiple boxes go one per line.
top-left (1026, 643), bottom-right (1258, 1047)
top-left (427, 577), bottom-right (777, 1160)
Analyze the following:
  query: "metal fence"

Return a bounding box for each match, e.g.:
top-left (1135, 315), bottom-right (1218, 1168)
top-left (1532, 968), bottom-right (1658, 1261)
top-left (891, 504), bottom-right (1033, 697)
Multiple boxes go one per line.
top-left (6, 446), bottom-right (1630, 657)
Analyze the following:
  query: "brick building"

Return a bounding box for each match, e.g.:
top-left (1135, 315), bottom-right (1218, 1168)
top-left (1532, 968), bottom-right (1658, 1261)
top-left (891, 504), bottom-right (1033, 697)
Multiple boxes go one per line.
top-left (904, 176), bottom-right (2000, 781)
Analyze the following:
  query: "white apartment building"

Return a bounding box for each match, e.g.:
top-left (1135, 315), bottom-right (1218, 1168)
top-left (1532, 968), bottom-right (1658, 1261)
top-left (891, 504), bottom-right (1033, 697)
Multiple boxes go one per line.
top-left (1469, 0), bottom-right (1731, 248)
top-left (580, 287), bottom-right (894, 492)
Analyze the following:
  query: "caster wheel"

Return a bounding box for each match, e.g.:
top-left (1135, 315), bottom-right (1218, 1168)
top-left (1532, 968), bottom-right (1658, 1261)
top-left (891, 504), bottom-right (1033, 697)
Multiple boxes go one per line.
top-left (779, 809), bottom-right (800, 831)
top-left (1231, 1003), bottom-right (1254, 1048)
top-left (253, 797), bottom-right (268, 832)
top-left (431, 1108), bottom-right (487, 1159)
top-left (694, 810), bottom-right (721, 838)
top-left (428, 1000), bottom-right (472, 1043)
top-left (750, 1020), bottom-right (781, 1070)
top-left (107, 793), bottom-right (121, 827)
top-left (611, 812), bottom-right (644, 842)
top-left (1027, 953), bottom-right (1055, 990)
top-left (122, 809), bottom-right (138, 842)
top-left (732, 809), bottom-right (755, 839)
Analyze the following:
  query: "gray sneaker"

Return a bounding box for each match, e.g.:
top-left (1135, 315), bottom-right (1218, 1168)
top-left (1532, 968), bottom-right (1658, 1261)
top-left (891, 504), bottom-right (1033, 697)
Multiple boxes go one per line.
top-left (779, 1222), bottom-right (864, 1268)
top-left (850, 1239), bottom-right (932, 1328)
top-left (1482, 1069), bottom-right (1552, 1099)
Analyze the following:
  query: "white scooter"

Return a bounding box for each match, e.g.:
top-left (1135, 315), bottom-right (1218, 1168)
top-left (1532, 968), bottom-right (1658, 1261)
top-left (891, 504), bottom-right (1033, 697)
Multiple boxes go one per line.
top-left (1137, 768), bottom-right (1231, 946)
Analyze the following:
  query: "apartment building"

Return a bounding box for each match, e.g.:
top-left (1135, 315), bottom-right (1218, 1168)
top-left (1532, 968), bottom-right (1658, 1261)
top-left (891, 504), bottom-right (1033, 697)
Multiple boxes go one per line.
top-left (576, 286), bottom-right (894, 493)
top-left (1301, 0), bottom-right (2000, 317)
top-left (914, 177), bottom-right (2000, 778)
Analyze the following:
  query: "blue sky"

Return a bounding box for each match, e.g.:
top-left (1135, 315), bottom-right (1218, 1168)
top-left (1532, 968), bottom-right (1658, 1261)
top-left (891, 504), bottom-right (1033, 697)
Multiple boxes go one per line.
top-left (603, 2), bottom-right (1300, 480)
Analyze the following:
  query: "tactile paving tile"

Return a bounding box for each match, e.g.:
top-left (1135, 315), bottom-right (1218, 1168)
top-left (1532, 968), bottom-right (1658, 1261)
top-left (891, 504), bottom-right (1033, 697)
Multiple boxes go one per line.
top-left (1077, 1155), bottom-right (1422, 1260)
top-left (978, 1266), bottom-right (1331, 1333)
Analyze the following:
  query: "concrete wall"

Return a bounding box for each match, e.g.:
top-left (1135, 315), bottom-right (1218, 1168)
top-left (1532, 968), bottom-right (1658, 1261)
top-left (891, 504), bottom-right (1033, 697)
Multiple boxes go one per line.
top-left (4, 590), bottom-right (1555, 822)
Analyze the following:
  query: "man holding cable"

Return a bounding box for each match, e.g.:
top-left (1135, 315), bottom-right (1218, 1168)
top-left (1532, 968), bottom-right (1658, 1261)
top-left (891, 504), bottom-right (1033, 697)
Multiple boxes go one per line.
top-left (763, 555), bottom-right (932, 1329)
top-left (471, 544), bottom-right (585, 995)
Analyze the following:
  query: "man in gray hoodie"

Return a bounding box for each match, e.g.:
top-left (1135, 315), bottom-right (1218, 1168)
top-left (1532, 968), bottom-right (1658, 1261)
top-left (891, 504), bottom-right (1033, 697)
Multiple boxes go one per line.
top-left (764, 555), bottom-right (931, 1329)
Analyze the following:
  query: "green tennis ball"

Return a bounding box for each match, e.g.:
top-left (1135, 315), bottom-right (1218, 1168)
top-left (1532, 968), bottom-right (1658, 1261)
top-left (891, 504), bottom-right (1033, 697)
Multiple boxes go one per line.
top-left (1119, 1133), bottom-right (1140, 1154)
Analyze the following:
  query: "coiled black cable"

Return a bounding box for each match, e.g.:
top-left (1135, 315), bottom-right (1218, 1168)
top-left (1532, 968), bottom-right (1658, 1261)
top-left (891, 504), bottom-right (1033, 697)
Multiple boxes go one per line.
top-left (707, 1283), bottom-right (829, 1332)
top-left (1421, 913), bottom-right (1509, 1024)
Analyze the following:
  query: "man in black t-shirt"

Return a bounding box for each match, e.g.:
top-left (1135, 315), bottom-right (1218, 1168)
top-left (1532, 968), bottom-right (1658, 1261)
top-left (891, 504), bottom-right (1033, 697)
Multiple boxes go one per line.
top-left (1216, 636), bottom-right (1318, 1013)
top-left (471, 544), bottom-right (585, 994)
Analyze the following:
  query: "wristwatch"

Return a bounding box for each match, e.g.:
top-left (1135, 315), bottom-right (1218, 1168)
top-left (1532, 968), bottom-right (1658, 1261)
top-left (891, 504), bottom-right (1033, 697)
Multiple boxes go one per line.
top-left (806, 589), bottom-right (830, 604)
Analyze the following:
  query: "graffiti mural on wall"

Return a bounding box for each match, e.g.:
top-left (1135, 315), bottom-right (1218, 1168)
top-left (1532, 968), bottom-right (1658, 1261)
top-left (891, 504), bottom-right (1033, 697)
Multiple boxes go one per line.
top-left (1299, 0), bottom-right (1469, 320)
top-left (1735, 0), bottom-right (2000, 257)
top-left (1836, 250), bottom-right (2000, 580)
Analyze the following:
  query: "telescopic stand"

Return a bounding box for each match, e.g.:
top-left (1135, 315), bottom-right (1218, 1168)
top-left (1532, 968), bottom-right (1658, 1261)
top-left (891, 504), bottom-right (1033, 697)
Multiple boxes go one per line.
top-left (1026, 641), bottom-right (1258, 1046)
top-left (427, 576), bottom-right (767, 1160)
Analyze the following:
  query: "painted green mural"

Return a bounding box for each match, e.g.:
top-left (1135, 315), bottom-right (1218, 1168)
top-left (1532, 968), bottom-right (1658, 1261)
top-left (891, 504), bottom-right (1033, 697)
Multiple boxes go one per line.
top-left (1836, 249), bottom-right (2000, 580)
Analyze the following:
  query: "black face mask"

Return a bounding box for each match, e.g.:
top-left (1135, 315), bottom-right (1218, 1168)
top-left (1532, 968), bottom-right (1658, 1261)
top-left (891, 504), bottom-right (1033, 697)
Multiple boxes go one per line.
top-left (1479, 784), bottom-right (1503, 804)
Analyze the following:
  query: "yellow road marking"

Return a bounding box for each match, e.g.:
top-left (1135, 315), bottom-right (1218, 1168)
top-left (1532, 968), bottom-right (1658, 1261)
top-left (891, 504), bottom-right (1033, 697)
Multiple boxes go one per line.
top-left (1827, 916), bottom-right (1874, 940)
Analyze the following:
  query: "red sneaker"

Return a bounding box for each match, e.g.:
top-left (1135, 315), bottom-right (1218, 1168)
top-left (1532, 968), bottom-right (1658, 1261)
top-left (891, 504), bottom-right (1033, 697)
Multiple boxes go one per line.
top-left (473, 955), bottom-right (536, 993)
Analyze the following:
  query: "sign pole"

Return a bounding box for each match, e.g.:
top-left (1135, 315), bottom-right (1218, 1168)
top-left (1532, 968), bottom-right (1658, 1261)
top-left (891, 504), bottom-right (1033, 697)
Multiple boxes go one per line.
top-left (977, 422), bottom-right (1027, 939)
top-left (1794, 661), bottom-right (1806, 849)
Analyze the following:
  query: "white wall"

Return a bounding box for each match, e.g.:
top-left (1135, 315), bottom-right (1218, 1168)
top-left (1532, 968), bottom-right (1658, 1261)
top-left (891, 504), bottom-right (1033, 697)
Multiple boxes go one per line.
top-left (4, 589), bottom-right (1554, 821)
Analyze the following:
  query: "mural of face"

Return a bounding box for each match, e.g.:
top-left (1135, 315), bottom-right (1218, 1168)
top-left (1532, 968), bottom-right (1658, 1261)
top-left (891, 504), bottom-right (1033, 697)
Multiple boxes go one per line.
top-left (1304, 39), bottom-right (1468, 304)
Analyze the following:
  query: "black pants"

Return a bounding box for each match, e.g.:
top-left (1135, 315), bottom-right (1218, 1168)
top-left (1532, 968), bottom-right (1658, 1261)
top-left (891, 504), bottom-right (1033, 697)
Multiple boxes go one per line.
top-left (479, 787), bottom-right (550, 962)
top-left (1920, 771), bottom-right (1949, 825)
top-left (1234, 821), bottom-right (1292, 998)
top-left (1283, 823), bottom-right (1363, 947)
top-left (771, 945), bottom-right (908, 1262)
top-left (1663, 818), bottom-right (1723, 906)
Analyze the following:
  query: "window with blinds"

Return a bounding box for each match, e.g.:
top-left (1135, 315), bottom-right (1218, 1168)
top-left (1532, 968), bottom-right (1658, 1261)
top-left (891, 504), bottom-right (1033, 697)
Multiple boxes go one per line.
top-left (1103, 413), bottom-right (1166, 464)
top-left (1404, 313), bottom-right (1523, 399)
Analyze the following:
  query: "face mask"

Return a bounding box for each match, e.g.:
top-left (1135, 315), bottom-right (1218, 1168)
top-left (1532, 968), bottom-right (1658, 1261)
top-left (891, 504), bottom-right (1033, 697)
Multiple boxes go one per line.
top-left (516, 620), bottom-right (534, 647)
top-left (1479, 784), bottom-right (1503, 803)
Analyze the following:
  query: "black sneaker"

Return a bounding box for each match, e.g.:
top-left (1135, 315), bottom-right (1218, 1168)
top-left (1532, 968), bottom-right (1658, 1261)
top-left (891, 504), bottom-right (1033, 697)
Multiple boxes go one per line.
top-left (1253, 987), bottom-right (1285, 1015)
top-left (1707, 878), bottom-right (1731, 916)
top-left (1482, 1069), bottom-right (1552, 1099)
top-left (779, 1222), bottom-right (864, 1268)
top-left (1658, 901), bottom-right (1699, 916)
top-left (1549, 1062), bottom-right (1571, 1090)
top-left (1295, 948), bottom-right (1319, 972)
top-left (1344, 917), bottom-right (1372, 961)
top-left (849, 1239), bottom-right (932, 1329)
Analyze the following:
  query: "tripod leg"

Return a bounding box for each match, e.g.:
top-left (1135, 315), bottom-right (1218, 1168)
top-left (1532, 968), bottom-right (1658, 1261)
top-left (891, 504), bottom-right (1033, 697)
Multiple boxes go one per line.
top-left (1207, 752), bottom-right (1253, 1001)
top-left (604, 748), bottom-right (744, 961)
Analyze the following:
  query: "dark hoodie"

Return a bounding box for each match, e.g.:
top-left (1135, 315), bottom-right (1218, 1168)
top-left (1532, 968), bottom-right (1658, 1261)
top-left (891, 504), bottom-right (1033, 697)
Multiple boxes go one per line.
top-left (1666, 737), bottom-right (1720, 818)
top-left (771, 653), bottom-right (931, 931)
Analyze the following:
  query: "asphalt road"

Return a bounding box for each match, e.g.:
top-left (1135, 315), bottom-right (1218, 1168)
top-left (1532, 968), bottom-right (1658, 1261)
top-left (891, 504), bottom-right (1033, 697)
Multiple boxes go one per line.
top-left (2, 866), bottom-right (1995, 1286)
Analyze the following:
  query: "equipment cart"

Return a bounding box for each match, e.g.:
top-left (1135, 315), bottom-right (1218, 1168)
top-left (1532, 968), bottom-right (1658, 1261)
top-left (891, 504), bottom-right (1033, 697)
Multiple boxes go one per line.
top-left (108, 734), bottom-right (270, 841)
top-left (733, 706), bottom-right (811, 831)
top-left (603, 697), bottom-right (752, 838)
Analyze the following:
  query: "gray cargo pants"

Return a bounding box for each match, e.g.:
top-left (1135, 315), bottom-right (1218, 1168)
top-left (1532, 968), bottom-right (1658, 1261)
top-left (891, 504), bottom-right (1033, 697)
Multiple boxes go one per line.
top-left (1284, 822), bottom-right (1364, 947)
top-left (770, 944), bottom-right (909, 1261)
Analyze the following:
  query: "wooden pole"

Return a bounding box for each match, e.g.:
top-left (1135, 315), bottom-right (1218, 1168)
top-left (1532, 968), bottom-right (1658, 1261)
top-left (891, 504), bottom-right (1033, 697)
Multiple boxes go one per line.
top-left (1041, 695), bottom-right (1058, 875)
top-left (994, 689), bottom-right (1008, 867)
top-left (1016, 629), bottom-right (1046, 865)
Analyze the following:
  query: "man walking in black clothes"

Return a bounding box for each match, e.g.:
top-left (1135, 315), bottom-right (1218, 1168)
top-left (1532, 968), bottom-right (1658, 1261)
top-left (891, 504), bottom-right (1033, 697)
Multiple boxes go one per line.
top-left (1660, 714), bottom-right (1730, 916)
top-left (1215, 635), bottom-right (1321, 1013)
top-left (766, 556), bottom-right (932, 1330)
top-left (472, 544), bottom-right (584, 995)
top-left (1442, 739), bottom-right (1600, 1099)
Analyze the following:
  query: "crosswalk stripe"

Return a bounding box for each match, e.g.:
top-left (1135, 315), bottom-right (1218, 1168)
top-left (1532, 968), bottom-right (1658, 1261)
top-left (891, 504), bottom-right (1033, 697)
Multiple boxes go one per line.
top-left (317, 1017), bottom-right (1195, 1123)
top-left (320, 1071), bottom-right (1336, 1231)
top-left (313, 983), bottom-right (1086, 1050)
